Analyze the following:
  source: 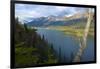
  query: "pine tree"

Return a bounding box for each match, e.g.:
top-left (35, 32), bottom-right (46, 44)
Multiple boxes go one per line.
top-left (24, 23), bottom-right (28, 32)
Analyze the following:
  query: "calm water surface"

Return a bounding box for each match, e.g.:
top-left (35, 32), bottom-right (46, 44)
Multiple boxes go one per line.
top-left (36, 28), bottom-right (94, 63)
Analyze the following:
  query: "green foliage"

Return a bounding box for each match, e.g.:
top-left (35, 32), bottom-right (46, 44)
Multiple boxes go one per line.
top-left (24, 23), bottom-right (28, 32)
top-left (15, 18), bottom-right (58, 67)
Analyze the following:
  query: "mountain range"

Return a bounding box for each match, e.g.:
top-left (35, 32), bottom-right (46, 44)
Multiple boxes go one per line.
top-left (26, 12), bottom-right (91, 27)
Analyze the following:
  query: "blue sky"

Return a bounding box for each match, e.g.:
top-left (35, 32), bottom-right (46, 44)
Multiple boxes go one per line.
top-left (15, 4), bottom-right (88, 22)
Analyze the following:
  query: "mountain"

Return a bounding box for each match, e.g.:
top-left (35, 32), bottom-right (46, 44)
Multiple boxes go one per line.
top-left (26, 12), bottom-right (90, 27)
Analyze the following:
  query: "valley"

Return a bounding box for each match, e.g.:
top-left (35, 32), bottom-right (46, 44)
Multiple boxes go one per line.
top-left (15, 4), bottom-right (95, 67)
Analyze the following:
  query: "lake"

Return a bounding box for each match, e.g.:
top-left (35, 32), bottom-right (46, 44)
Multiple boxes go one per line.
top-left (36, 28), bottom-right (95, 63)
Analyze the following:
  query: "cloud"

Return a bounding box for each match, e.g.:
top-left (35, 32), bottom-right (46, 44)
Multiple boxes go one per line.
top-left (15, 4), bottom-right (88, 22)
top-left (15, 4), bottom-right (43, 21)
top-left (55, 7), bottom-right (68, 12)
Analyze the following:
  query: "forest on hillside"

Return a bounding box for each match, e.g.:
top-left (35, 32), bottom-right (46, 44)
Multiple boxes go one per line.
top-left (15, 18), bottom-right (58, 67)
top-left (14, 3), bottom-right (95, 68)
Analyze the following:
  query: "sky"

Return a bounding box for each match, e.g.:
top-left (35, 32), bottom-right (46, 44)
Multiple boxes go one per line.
top-left (15, 4), bottom-right (89, 22)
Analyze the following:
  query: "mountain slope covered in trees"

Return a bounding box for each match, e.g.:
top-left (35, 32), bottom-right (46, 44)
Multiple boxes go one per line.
top-left (15, 18), bottom-right (58, 67)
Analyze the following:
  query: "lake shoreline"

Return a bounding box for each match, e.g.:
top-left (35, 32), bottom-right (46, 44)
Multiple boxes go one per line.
top-left (34, 26), bottom-right (94, 38)
top-left (36, 28), bottom-right (94, 62)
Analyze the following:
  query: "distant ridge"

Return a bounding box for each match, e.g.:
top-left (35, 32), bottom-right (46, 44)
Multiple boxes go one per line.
top-left (26, 12), bottom-right (93, 27)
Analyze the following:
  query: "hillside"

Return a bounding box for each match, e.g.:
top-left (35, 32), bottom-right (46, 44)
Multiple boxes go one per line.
top-left (15, 18), bottom-right (58, 67)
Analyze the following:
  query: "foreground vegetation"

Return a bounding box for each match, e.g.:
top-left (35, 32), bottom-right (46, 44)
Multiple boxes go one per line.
top-left (15, 18), bottom-right (58, 67)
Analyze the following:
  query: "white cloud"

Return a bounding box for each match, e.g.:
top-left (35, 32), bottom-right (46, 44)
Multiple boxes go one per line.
top-left (55, 6), bottom-right (68, 11)
top-left (15, 3), bottom-right (88, 22)
top-left (16, 8), bottom-right (42, 17)
top-left (26, 11), bottom-right (41, 17)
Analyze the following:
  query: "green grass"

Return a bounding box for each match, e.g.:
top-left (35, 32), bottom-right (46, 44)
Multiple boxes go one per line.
top-left (15, 43), bottom-right (58, 67)
top-left (15, 46), bottom-right (37, 55)
top-left (16, 53), bottom-right (39, 66)
top-left (15, 46), bottom-right (39, 67)
top-left (48, 25), bottom-right (94, 37)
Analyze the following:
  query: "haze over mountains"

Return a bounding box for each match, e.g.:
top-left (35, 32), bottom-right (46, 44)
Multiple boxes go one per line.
top-left (15, 4), bottom-right (95, 27)
top-left (26, 12), bottom-right (89, 27)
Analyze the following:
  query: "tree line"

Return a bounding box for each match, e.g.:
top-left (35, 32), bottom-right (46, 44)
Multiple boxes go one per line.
top-left (15, 17), bottom-right (58, 68)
